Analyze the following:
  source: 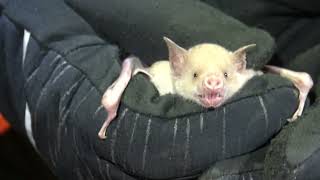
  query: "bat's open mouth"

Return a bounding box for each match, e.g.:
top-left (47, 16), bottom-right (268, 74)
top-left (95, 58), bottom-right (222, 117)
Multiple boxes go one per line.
top-left (197, 91), bottom-right (224, 108)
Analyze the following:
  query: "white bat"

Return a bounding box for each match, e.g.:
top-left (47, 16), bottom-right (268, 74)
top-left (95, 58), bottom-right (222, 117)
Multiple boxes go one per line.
top-left (98, 37), bottom-right (313, 139)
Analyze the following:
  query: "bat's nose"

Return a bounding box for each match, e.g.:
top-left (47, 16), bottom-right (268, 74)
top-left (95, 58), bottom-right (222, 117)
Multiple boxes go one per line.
top-left (204, 77), bottom-right (223, 90)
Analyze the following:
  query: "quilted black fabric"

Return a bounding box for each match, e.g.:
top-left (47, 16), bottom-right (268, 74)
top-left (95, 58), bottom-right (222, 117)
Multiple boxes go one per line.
top-left (199, 146), bottom-right (267, 180)
top-left (264, 100), bottom-right (320, 180)
top-left (0, 0), bottom-right (302, 179)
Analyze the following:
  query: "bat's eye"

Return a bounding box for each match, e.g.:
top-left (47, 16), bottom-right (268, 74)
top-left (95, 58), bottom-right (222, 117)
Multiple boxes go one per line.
top-left (224, 72), bottom-right (228, 78)
top-left (193, 72), bottom-right (198, 78)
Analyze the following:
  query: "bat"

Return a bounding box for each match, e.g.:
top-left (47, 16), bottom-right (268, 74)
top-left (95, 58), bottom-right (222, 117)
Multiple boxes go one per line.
top-left (98, 37), bottom-right (313, 139)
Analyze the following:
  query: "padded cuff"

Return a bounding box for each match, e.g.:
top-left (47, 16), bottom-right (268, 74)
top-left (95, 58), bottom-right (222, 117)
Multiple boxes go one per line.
top-left (264, 100), bottom-right (320, 180)
top-left (199, 146), bottom-right (267, 180)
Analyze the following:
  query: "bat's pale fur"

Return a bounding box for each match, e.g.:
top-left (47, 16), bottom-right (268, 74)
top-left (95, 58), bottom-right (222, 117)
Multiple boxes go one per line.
top-left (148, 61), bottom-right (175, 95)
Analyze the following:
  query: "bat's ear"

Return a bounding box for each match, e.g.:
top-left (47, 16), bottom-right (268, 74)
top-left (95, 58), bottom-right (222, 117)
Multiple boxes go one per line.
top-left (232, 44), bottom-right (256, 72)
top-left (163, 37), bottom-right (187, 76)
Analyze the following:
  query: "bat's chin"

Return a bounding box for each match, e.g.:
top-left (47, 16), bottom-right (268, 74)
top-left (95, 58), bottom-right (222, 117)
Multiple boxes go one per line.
top-left (197, 90), bottom-right (225, 108)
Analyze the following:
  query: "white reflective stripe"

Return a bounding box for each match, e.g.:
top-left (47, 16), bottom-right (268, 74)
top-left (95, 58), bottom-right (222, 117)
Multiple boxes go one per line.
top-left (25, 103), bottom-right (36, 148)
top-left (23, 30), bottom-right (36, 148)
top-left (22, 30), bottom-right (31, 67)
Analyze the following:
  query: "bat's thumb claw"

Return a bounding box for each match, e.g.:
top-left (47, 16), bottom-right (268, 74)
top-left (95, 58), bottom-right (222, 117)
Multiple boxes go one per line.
top-left (287, 115), bottom-right (299, 122)
top-left (287, 118), bottom-right (294, 122)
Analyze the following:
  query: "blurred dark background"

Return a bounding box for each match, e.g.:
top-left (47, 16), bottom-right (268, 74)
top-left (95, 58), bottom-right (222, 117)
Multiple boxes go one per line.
top-left (0, 5), bottom-right (56, 180)
top-left (0, 122), bottom-right (56, 180)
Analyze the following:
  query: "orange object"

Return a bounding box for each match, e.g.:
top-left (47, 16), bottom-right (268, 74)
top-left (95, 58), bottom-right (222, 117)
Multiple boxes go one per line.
top-left (0, 113), bottom-right (11, 134)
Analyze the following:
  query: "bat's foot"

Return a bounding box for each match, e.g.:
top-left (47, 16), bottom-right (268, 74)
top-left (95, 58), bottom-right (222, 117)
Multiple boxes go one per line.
top-left (265, 65), bottom-right (314, 122)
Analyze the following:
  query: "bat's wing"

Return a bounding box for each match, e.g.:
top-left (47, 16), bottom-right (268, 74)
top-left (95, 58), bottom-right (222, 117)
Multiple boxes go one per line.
top-left (264, 65), bottom-right (313, 121)
top-left (99, 56), bottom-right (152, 139)
top-left (130, 56), bottom-right (152, 78)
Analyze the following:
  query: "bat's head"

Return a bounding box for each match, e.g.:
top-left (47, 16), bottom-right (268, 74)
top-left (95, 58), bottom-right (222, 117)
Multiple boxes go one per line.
top-left (164, 37), bottom-right (255, 108)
